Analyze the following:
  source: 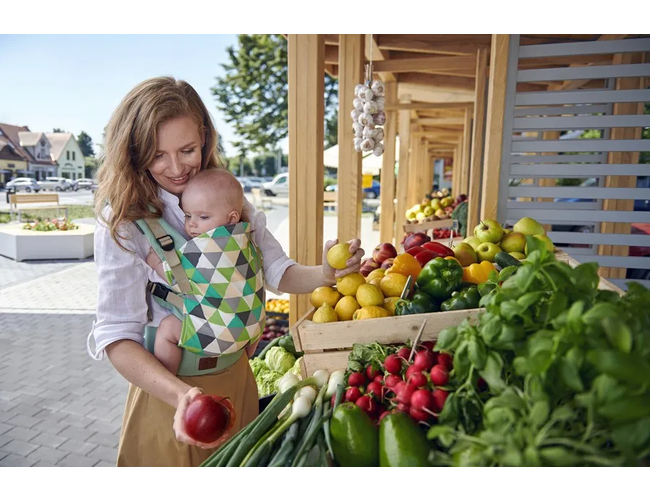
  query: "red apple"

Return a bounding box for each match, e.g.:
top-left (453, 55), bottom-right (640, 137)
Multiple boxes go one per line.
top-left (381, 258), bottom-right (395, 270)
top-left (373, 243), bottom-right (397, 264)
top-left (403, 232), bottom-right (431, 252)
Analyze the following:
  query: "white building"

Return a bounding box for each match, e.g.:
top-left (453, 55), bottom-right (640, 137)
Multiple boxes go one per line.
top-left (17, 131), bottom-right (58, 179)
top-left (46, 133), bottom-right (85, 179)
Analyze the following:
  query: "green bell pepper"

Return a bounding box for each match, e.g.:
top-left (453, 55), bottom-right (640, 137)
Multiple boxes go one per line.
top-left (440, 286), bottom-right (481, 311)
top-left (395, 291), bottom-right (440, 316)
top-left (415, 257), bottom-right (463, 300)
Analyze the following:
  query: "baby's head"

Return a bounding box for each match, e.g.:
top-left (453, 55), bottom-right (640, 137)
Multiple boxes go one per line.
top-left (181, 169), bottom-right (243, 237)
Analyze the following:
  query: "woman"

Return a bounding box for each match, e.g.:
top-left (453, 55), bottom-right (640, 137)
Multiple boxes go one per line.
top-left (87, 76), bottom-right (363, 466)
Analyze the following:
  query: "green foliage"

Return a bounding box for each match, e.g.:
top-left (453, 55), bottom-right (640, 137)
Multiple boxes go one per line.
top-left (52, 127), bottom-right (65, 133)
top-left (77, 131), bottom-right (94, 158)
top-left (84, 157), bottom-right (99, 178)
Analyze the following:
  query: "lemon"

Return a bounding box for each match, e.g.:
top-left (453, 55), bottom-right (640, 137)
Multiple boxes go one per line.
top-left (312, 302), bottom-right (338, 323)
top-left (327, 243), bottom-right (353, 270)
top-left (379, 273), bottom-right (409, 298)
top-left (366, 268), bottom-right (386, 283)
top-left (353, 306), bottom-right (389, 320)
top-left (383, 297), bottom-right (400, 316)
top-left (310, 286), bottom-right (341, 308)
top-left (356, 283), bottom-right (384, 308)
top-left (335, 296), bottom-right (360, 321)
top-left (336, 273), bottom-right (366, 296)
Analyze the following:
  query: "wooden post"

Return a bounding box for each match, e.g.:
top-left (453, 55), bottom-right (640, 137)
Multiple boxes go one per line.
top-left (480, 34), bottom-right (510, 221)
top-left (380, 81), bottom-right (398, 245)
top-left (467, 48), bottom-right (488, 234)
top-left (288, 35), bottom-right (325, 325)
top-left (407, 134), bottom-right (420, 208)
top-left (337, 34), bottom-right (365, 244)
top-left (460, 108), bottom-right (472, 196)
top-left (452, 146), bottom-right (460, 196)
top-left (395, 96), bottom-right (412, 247)
top-left (598, 52), bottom-right (645, 279)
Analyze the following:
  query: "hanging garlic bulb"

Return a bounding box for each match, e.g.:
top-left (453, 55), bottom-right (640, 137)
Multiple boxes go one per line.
top-left (375, 96), bottom-right (385, 111)
top-left (363, 126), bottom-right (379, 139)
top-left (354, 138), bottom-right (363, 152)
top-left (363, 100), bottom-right (378, 115)
top-left (371, 80), bottom-right (385, 97)
top-left (360, 137), bottom-right (375, 152)
top-left (353, 122), bottom-right (364, 138)
top-left (358, 112), bottom-right (374, 127)
top-left (373, 110), bottom-right (386, 125)
top-left (357, 87), bottom-right (374, 102)
top-left (354, 84), bottom-right (366, 97)
top-left (353, 97), bottom-right (364, 112)
top-left (373, 143), bottom-right (385, 156)
top-left (374, 128), bottom-right (384, 142)
top-left (351, 109), bottom-right (362, 122)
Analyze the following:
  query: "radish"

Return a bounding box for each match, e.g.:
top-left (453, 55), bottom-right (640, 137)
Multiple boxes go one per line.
top-left (437, 353), bottom-right (453, 371)
top-left (432, 389), bottom-right (449, 412)
top-left (397, 347), bottom-right (411, 360)
top-left (414, 350), bottom-right (436, 371)
top-left (430, 365), bottom-right (449, 386)
top-left (383, 354), bottom-right (402, 375)
top-left (374, 375), bottom-right (384, 384)
top-left (385, 374), bottom-right (402, 389)
top-left (396, 402), bottom-right (411, 413)
top-left (366, 381), bottom-right (384, 400)
top-left (421, 340), bottom-right (436, 352)
top-left (345, 386), bottom-right (362, 403)
top-left (348, 371), bottom-right (366, 387)
top-left (409, 406), bottom-right (430, 423)
top-left (355, 395), bottom-right (377, 417)
top-left (478, 378), bottom-right (488, 391)
top-left (410, 389), bottom-right (436, 413)
top-left (366, 365), bottom-right (381, 380)
top-left (395, 382), bottom-right (416, 405)
top-left (330, 394), bottom-right (337, 407)
top-left (405, 365), bottom-right (427, 387)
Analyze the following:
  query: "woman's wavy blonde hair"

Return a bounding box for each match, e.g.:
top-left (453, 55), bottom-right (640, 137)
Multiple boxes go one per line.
top-left (94, 76), bottom-right (225, 249)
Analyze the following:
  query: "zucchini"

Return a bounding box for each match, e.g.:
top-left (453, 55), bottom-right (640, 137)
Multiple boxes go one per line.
top-left (495, 252), bottom-right (522, 269)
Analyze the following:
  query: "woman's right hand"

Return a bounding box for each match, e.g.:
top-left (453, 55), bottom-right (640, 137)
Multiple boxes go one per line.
top-left (173, 386), bottom-right (232, 449)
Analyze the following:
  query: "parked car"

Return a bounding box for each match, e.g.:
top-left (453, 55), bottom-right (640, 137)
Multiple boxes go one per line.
top-left (71, 178), bottom-right (97, 191)
top-left (246, 177), bottom-right (265, 189)
top-left (5, 178), bottom-right (41, 193)
top-left (39, 176), bottom-right (71, 192)
top-left (263, 173), bottom-right (289, 197)
top-left (325, 180), bottom-right (381, 199)
top-left (236, 177), bottom-right (253, 193)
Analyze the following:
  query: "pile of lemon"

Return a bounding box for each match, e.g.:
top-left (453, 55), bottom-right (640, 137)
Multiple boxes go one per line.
top-left (310, 268), bottom-right (408, 323)
top-left (266, 299), bottom-right (290, 315)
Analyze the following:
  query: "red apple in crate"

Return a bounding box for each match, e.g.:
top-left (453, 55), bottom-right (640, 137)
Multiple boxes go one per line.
top-left (373, 243), bottom-right (397, 264)
top-left (403, 232), bottom-right (431, 252)
top-left (381, 258), bottom-right (395, 270)
top-left (359, 258), bottom-right (380, 277)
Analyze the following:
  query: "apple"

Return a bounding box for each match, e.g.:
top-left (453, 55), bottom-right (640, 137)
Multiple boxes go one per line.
top-left (463, 236), bottom-right (482, 251)
top-left (456, 194), bottom-right (468, 204)
top-left (373, 243), bottom-right (397, 264)
top-left (513, 217), bottom-right (545, 237)
top-left (509, 252), bottom-right (526, 260)
top-left (453, 242), bottom-right (478, 267)
top-left (476, 242), bottom-right (502, 263)
top-left (405, 209), bottom-right (417, 221)
top-left (440, 197), bottom-right (454, 208)
top-left (416, 212), bottom-right (426, 221)
top-left (423, 206), bottom-right (434, 217)
top-left (403, 232), bottom-right (431, 252)
top-left (525, 234), bottom-right (554, 255)
top-left (500, 232), bottom-right (527, 254)
top-left (431, 199), bottom-right (442, 211)
top-left (359, 258), bottom-right (380, 277)
top-left (503, 228), bottom-right (512, 236)
top-left (474, 220), bottom-right (504, 244)
top-left (444, 206), bottom-right (454, 214)
top-left (435, 209), bottom-right (446, 218)
top-left (381, 258), bottom-right (395, 270)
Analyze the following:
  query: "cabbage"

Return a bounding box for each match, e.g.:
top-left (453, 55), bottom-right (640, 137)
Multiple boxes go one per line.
top-left (249, 357), bottom-right (267, 378)
top-left (257, 369), bottom-right (283, 397)
top-left (288, 358), bottom-right (302, 379)
top-left (265, 346), bottom-right (296, 374)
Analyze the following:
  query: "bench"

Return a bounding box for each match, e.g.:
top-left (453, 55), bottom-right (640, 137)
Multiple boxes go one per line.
top-left (324, 191), bottom-right (337, 212)
top-left (251, 188), bottom-right (273, 211)
top-left (9, 193), bottom-right (68, 223)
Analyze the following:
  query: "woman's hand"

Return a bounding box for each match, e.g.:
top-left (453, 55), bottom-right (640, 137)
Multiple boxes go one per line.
top-left (322, 238), bottom-right (365, 282)
top-left (172, 387), bottom-right (231, 449)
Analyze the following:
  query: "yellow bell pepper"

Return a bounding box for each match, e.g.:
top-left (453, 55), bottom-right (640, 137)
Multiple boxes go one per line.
top-left (445, 256), bottom-right (461, 265)
top-left (463, 261), bottom-right (497, 285)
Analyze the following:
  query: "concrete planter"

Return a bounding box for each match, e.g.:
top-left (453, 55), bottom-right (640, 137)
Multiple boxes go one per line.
top-left (0, 223), bottom-right (94, 261)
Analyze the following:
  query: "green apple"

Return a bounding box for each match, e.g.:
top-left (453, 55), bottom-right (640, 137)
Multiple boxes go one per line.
top-left (431, 199), bottom-right (441, 211)
top-left (476, 242), bottom-right (502, 263)
top-left (500, 232), bottom-right (527, 254)
top-left (474, 219), bottom-right (504, 243)
top-left (416, 212), bottom-right (426, 221)
top-left (423, 206), bottom-right (434, 217)
top-left (514, 217), bottom-right (545, 237)
top-left (503, 228), bottom-right (512, 236)
top-left (525, 234), bottom-right (554, 255)
top-left (463, 236), bottom-right (481, 251)
top-left (509, 252), bottom-right (526, 260)
top-left (453, 242), bottom-right (478, 267)
top-left (435, 209), bottom-right (446, 218)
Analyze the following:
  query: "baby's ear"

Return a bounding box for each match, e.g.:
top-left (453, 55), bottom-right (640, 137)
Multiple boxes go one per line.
top-left (229, 210), bottom-right (241, 223)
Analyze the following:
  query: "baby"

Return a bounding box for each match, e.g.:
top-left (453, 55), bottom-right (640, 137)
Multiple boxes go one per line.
top-left (146, 169), bottom-right (247, 374)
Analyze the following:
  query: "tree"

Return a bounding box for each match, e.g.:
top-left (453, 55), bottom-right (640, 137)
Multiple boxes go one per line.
top-left (85, 157), bottom-right (99, 178)
top-left (211, 35), bottom-right (338, 155)
top-left (77, 131), bottom-right (94, 157)
top-left (52, 128), bottom-right (65, 133)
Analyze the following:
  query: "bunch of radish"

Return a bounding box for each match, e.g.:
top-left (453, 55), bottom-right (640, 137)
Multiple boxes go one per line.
top-left (351, 80), bottom-right (386, 157)
top-left (338, 340), bottom-right (455, 425)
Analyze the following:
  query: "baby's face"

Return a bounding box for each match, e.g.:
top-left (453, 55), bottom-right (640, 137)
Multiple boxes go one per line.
top-left (182, 193), bottom-right (238, 238)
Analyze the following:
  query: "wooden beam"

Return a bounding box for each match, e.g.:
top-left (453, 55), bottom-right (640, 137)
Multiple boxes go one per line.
top-left (288, 34), bottom-right (325, 325)
top-left (598, 51), bottom-right (645, 279)
top-left (337, 35), bottom-right (365, 245)
top-left (412, 117), bottom-right (465, 126)
top-left (324, 45), bottom-right (339, 65)
top-left (397, 73), bottom-right (477, 92)
top-left (366, 34), bottom-right (396, 83)
top-left (467, 48), bottom-right (488, 234)
top-left (377, 34), bottom-right (489, 56)
top-left (460, 108), bottom-right (472, 196)
top-left (380, 81), bottom-right (398, 245)
top-left (395, 95), bottom-right (412, 248)
top-left (386, 101), bottom-right (474, 111)
top-left (480, 35), bottom-right (510, 221)
top-left (374, 55), bottom-right (477, 73)
top-left (324, 34), bottom-right (339, 45)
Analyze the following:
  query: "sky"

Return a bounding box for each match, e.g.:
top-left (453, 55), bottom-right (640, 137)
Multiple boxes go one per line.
top-left (0, 35), bottom-right (246, 158)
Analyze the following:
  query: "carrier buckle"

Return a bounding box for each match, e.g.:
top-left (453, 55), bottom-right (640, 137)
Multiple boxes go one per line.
top-left (156, 235), bottom-right (174, 252)
top-left (148, 282), bottom-right (170, 300)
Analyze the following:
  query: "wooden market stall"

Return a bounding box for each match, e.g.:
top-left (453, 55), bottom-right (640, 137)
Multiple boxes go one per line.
top-left (287, 34), bottom-right (650, 324)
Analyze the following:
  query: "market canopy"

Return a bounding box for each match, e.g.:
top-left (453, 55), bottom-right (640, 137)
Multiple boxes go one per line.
top-left (323, 137), bottom-right (400, 176)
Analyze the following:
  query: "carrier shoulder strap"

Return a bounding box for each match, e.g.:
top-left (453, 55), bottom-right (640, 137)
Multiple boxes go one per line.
top-left (142, 218), bottom-right (192, 295)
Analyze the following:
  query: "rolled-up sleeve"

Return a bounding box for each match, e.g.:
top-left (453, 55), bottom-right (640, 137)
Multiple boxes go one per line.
top-left (87, 218), bottom-right (150, 360)
top-left (245, 199), bottom-right (296, 292)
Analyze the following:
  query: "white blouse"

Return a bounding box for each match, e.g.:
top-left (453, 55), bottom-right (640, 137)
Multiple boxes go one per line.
top-left (86, 188), bottom-right (296, 360)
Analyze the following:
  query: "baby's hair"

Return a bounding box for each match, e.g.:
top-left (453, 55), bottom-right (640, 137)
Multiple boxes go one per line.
top-left (184, 169), bottom-right (245, 218)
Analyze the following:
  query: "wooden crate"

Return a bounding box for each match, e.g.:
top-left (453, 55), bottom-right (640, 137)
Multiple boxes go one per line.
top-left (554, 249), bottom-right (624, 295)
top-left (403, 218), bottom-right (453, 233)
top-left (291, 308), bottom-right (482, 377)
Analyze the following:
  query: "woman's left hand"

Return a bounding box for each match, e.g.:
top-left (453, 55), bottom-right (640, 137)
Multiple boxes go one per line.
top-left (322, 238), bottom-right (365, 282)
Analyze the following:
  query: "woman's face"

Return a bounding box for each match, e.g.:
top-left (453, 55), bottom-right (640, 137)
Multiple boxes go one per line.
top-left (148, 115), bottom-right (203, 195)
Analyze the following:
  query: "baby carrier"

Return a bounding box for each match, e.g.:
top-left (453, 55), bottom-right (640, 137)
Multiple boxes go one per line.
top-left (135, 217), bottom-right (266, 376)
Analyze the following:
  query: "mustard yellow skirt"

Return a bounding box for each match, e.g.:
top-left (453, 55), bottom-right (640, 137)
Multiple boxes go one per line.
top-left (116, 354), bottom-right (258, 467)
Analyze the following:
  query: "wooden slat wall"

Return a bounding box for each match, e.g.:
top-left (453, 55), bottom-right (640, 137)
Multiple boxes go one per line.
top-left (395, 96), bottom-right (412, 247)
top-left (380, 81), bottom-right (398, 245)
